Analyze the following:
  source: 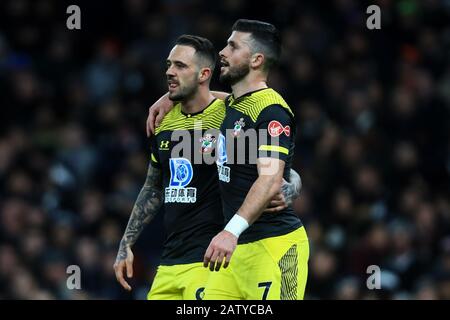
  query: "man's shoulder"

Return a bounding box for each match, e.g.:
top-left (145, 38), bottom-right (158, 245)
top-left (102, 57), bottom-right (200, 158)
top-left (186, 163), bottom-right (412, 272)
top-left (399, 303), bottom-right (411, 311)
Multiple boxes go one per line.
top-left (236, 88), bottom-right (294, 122)
top-left (156, 99), bottom-right (226, 135)
top-left (155, 103), bottom-right (183, 135)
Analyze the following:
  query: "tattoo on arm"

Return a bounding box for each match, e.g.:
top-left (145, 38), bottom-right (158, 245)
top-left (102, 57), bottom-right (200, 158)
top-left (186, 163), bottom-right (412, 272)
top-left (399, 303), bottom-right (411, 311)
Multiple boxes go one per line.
top-left (281, 169), bottom-right (302, 206)
top-left (116, 164), bottom-right (163, 262)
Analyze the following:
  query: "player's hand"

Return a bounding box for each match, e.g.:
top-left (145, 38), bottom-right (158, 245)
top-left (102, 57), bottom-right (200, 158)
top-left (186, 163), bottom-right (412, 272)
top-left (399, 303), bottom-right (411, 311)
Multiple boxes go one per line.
top-left (283, 169), bottom-right (302, 206)
top-left (146, 95), bottom-right (173, 137)
top-left (203, 230), bottom-right (237, 272)
top-left (113, 246), bottom-right (134, 291)
top-left (264, 169), bottom-right (302, 213)
top-left (264, 191), bottom-right (287, 213)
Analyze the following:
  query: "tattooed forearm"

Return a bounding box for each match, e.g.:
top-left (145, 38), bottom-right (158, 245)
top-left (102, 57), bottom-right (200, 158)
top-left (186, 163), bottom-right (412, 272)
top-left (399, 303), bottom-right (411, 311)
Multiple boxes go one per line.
top-left (281, 169), bottom-right (302, 206)
top-left (116, 164), bottom-right (163, 262)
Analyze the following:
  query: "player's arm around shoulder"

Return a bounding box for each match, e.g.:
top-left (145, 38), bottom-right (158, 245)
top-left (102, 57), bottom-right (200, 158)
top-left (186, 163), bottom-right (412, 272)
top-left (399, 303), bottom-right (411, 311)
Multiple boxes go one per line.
top-left (146, 92), bottom-right (175, 137)
top-left (146, 90), bottom-right (229, 136)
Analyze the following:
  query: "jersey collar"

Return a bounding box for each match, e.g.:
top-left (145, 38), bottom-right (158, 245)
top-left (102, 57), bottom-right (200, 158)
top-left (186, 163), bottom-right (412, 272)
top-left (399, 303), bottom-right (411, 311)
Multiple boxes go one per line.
top-left (180, 98), bottom-right (218, 117)
top-left (228, 87), bottom-right (270, 105)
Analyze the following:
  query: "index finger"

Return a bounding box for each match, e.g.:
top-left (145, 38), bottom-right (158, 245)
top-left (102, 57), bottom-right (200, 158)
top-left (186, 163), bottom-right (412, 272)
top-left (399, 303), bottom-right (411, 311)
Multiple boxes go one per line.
top-left (263, 206), bottom-right (283, 214)
top-left (269, 199), bottom-right (284, 207)
top-left (272, 193), bottom-right (283, 201)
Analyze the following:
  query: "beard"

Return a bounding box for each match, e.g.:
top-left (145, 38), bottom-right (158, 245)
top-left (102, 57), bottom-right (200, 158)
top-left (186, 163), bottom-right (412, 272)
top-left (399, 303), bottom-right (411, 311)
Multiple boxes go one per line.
top-left (168, 79), bottom-right (198, 102)
top-left (219, 61), bottom-right (250, 86)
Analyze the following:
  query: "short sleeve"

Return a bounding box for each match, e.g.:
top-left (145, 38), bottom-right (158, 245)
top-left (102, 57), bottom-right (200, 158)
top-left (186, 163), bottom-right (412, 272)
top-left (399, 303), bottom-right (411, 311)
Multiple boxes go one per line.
top-left (255, 105), bottom-right (294, 162)
top-left (150, 136), bottom-right (161, 168)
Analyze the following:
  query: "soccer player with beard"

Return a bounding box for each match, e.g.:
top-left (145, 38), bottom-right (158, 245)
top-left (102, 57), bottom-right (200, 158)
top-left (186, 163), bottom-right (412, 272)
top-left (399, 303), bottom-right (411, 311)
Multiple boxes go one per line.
top-left (145, 22), bottom-right (306, 300)
top-left (114, 34), bottom-right (299, 300)
top-left (114, 35), bottom-right (225, 300)
top-left (201, 19), bottom-right (309, 300)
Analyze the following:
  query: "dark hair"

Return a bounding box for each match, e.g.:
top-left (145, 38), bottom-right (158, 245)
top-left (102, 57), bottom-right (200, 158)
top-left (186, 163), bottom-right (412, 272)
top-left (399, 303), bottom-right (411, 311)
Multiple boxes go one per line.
top-left (232, 19), bottom-right (281, 71)
top-left (175, 35), bottom-right (217, 72)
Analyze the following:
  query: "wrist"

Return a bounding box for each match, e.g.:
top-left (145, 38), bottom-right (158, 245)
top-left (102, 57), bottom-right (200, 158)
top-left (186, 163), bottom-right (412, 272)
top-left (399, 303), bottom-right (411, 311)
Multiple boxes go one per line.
top-left (120, 238), bottom-right (131, 249)
top-left (224, 213), bottom-right (249, 238)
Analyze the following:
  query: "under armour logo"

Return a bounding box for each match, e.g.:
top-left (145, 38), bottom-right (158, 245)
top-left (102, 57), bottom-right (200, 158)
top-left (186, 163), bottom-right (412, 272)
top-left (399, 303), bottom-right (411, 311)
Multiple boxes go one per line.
top-left (159, 140), bottom-right (170, 150)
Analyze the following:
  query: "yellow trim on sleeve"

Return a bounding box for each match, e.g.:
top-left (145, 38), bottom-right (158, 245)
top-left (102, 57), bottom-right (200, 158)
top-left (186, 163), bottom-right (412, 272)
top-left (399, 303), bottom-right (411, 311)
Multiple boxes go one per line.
top-left (258, 145), bottom-right (289, 155)
top-left (151, 153), bottom-right (158, 163)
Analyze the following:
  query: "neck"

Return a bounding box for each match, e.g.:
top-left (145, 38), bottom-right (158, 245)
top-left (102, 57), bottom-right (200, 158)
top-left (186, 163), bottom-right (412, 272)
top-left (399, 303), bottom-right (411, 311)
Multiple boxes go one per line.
top-left (231, 72), bottom-right (268, 99)
top-left (181, 86), bottom-right (215, 114)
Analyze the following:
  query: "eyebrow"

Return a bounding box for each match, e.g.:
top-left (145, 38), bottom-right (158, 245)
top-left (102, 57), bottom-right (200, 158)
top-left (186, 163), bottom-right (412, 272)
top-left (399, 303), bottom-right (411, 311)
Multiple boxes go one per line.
top-left (228, 40), bottom-right (237, 47)
top-left (166, 59), bottom-right (188, 67)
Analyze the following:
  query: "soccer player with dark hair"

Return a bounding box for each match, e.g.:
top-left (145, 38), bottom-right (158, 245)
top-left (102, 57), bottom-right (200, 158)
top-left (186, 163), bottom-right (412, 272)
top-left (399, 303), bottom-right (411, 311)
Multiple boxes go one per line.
top-left (201, 19), bottom-right (309, 300)
top-left (114, 34), bottom-right (300, 300)
top-left (114, 35), bottom-right (225, 300)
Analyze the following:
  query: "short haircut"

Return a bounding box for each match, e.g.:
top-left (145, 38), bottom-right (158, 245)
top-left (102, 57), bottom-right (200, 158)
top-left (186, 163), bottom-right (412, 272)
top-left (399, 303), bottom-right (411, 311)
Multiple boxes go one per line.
top-left (232, 19), bottom-right (281, 71)
top-left (175, 35), bottom-right (217, 72)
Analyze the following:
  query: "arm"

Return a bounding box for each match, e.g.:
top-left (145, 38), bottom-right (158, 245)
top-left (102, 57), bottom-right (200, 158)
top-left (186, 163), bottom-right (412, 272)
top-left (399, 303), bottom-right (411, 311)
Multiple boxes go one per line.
top-left (113, 164), bottom-right (163, 291)
top-left (204, 104), bottom-right (295, 271)
top-left (146, 93), bottom-right (174, 137)
top-left (203, 158), bottom-right (285, 271)
top-left (233, 158), bottom-right (285, 224)
top-left (264, 168), bottom-right (302, 213)
top-left (146, 91), bottom-right (230, 137)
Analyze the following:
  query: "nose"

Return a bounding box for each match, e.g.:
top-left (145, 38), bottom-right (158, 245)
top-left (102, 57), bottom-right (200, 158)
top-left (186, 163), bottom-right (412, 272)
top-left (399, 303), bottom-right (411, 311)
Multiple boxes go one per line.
top-left (166, 65), bottom-right (175, 77)
top-left (219, 48), bottom-right (226, 59)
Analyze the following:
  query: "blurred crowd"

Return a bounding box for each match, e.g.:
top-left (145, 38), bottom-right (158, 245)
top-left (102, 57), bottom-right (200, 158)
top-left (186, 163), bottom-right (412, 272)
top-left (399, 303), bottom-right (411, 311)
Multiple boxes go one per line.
top-left (0, 0), bottom-right (449, 299)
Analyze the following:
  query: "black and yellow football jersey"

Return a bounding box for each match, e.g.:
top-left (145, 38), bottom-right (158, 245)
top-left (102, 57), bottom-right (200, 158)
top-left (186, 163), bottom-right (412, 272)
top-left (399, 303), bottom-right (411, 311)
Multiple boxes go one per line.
top-left (217, 88), bottom-right (302, 244)
top-left (150, 98), bottom-right (226, 265)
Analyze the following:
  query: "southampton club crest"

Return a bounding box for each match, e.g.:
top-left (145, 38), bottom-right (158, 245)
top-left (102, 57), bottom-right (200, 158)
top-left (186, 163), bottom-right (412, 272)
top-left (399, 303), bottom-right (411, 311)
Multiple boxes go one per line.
top-left (199, 134), bottom-right (216, 153)
top-left (233, 118), bottom-right (245, 137)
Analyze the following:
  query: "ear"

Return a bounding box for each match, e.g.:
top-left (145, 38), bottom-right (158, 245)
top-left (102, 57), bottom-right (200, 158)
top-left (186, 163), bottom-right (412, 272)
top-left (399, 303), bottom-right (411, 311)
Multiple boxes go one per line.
top-left (251, 53), bottom-right (265, 69)
top-left (198, 67), bottom-right (212, 83)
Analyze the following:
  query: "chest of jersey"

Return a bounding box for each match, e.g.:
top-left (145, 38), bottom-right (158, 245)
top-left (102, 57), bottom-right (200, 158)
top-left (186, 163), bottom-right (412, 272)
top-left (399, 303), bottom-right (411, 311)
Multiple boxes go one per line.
top-left (155, 129), bottom-right (220, 203)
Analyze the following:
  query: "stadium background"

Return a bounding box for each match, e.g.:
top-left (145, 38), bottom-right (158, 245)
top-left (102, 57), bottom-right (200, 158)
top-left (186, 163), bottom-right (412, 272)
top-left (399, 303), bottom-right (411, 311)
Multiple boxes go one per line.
top-left (0, 0), bottom-right (449, 299)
